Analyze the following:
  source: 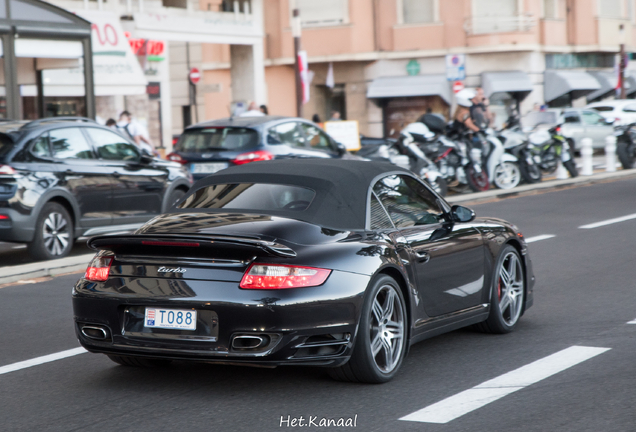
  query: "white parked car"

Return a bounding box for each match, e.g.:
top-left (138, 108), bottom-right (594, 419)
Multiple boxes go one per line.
top-left (586, 100), bottom-right (636, 126)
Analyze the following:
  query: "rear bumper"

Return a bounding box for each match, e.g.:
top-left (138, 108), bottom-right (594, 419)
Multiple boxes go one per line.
top-left (72, 270), bottom-right (370, 366)
top-left (0, 207), bottom-right (36, 243)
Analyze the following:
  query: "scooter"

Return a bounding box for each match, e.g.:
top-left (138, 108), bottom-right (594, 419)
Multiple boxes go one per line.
top-left (498, 126), bottom-right (542, 184)
top-left (356, 131), bottom-right (448, 196)
top-left (613, 122), bottom-right (636, 169)
top-left (478, 129), bottom-right (522, 190)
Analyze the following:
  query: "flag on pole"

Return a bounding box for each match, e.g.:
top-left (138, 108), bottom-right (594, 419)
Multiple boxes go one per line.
top-left (326, 62), bottom-right (335, 89)
top-left (298, 50), bottom-right (310, 104)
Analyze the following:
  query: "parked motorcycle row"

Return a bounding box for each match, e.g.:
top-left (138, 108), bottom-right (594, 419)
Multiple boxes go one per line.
top-left (357, 114), bottom-right (580, 197)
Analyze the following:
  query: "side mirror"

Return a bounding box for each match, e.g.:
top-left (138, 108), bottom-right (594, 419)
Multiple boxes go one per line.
top-left (336, 142), bottom-right (347, 155)
top-left (604, 118), bottom-right (615, 125)
top-left (450, 205), bottom-right (475, 223)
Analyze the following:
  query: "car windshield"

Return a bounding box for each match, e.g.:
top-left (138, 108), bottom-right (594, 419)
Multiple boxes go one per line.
top-left (177, 128), bottom-right (259, 153)
top-left (178, 183), bottom-right (316, 212)
top-left (0, 133), bottom-right (15, 158)
top-left (523, 111), bottom-right (558, 128)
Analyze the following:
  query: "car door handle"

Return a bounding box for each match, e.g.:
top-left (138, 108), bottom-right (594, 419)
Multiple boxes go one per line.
top-left (415, 251), bottom-right (430, 263)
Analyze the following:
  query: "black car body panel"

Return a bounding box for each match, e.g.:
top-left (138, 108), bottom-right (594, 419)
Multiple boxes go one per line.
top-left (0, 119), bottom-right (192, 244)
top-left (73, 159), bottom-right (534, 368)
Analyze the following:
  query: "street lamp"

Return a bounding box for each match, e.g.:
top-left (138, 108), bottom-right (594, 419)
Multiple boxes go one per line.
top-left (292, 3), bottom-right (303, 117)
top-left (619, 24), bottom-right (626, 100)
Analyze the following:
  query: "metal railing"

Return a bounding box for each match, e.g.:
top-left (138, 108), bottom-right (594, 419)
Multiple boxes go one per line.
top-left (464, 14), bottom-right (536, 35)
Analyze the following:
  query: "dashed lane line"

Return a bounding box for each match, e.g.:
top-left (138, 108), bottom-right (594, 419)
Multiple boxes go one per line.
top-left (524, 234), bottom-right (556, 243)
top-left (579, 213), bottom-right (636, 229)
top-left (0, 347), bottom-right (87, 376)
top-left (400, 346), bottom-right (610, 424)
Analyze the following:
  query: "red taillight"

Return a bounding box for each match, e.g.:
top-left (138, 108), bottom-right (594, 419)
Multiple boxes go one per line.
top-left (232, 150), bottom-right (274, 165)
top-left (555, 126), bottom-right (561, 134)
top-left (239, 263), bottom-right (331, 289)
top-left (167, 152), bottom-right (187, 164)
top-left (85, 256), bottom-right (113, 282)
top-left (0, 215), bottom-right (9, 220)
top-left (0, 165), bottom-right (16, 175)
top-left (172, 136), bottom-right (180, 146)
top-left (141, 241), bottom-right (200, 247)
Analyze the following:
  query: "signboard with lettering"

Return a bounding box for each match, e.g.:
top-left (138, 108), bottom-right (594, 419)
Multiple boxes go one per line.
top-left (446, 54), bottom-right (466, 82)
top-left (324, 120), bottom-right (361, 151)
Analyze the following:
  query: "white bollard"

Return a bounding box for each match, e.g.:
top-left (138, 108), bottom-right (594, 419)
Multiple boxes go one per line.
top-left (605, 135), bottom-right (617, 172)
top-left (555, 160), bottom-right (569, 179)
top-left (580, 137), bottom-right (594, 176)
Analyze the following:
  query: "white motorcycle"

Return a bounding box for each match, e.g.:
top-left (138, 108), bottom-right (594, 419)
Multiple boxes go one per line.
top-left (478, 129), bottom-right (522, 190)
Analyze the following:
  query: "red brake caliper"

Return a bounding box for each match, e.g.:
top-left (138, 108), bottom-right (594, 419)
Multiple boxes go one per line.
top-left (497, 279), bottom-right (502, 300)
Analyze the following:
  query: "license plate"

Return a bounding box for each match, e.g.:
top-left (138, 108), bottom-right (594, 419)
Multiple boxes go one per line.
top-left (144, 308), bottom-right (197, 330)
top-left (191, 162), bottom-right (228, 174)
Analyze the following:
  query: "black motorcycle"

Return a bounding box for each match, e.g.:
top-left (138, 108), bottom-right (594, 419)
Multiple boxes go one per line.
top-left (527, 124), bottom-right (578, 178)
top-left (614, 122), bottom-right (636, 169)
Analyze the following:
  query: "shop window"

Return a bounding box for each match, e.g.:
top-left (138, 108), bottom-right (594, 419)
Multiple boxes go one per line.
top-left (598, 0), bottom-right (623, 19)
top-left (219, 0), bottom-right (251, 13)
top-left (472, 0), bottom-right (518, 17)
top-left (295, 0), bottom-right (349, 27)
top-left (401, 0), bottom-right (436, 24)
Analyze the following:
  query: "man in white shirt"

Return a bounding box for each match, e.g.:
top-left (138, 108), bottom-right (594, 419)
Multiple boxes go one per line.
top-left (239, 101), bottom-right (265, 117)
top-left (117, 111), bottom-right (156, 154)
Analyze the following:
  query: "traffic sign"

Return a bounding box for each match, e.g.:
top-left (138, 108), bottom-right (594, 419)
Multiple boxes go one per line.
top-left (189, 67), bottom-right (201, 85)
top-left (446, 54), bottom-right (466, 82)
top-left (452, 81), bottom-right (464, 93)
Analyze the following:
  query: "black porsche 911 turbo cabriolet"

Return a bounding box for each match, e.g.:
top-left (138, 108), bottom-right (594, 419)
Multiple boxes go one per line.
top-left (72, 159), bottom-right (534, 383)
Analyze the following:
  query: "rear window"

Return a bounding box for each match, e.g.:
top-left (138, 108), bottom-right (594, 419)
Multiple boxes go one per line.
top-left (590, 106), bottom-right (614, 112)
top-left (178, 183), bottom-right (316, 212)
top-left (177, 128), bottom-right (259, 153)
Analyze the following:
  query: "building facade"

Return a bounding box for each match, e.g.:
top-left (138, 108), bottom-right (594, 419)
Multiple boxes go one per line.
top-left (201, 0), bottom-right (636, 138)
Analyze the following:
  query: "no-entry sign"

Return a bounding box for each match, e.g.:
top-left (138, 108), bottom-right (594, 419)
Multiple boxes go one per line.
top-left (189, 67), bottom-right (201, 85)
top-left (452, 81), bottom-right (464, 93)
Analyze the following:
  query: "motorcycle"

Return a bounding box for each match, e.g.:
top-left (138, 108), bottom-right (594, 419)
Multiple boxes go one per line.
top-left (356, 131), bottom-right (448, 196)
top-left (613, 122), bottom-right (636, 169)
top-left (497, 125), bottom-right (542, 184)
top-left (478, 129), bottom-right (522, 190)
top-left (527, 124), bottom-right (578, 178)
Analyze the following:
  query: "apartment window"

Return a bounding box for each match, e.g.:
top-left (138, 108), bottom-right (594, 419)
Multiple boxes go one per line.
top-left (296, 0), bottom-right (348, 27)
top-left (598, 0), bottom-right (623, 18)
top-left (544, 0), bottom-right (558, 19)
top-left (402, 0), bottom-right (435, 24)
top-left (473, 0), bottom-right (518, 17)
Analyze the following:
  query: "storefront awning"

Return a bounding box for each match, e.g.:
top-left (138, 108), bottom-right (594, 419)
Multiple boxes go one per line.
top-left (544, 70), bottom-right (601, 103)
top-left (40, 10), bottom-right (147, 96)
top-left (481, 71), bottom-right (533, 100)
top-left (586, 71), bottom-right (630, 102)
top-left (367, 74), bottom-right (451, 105)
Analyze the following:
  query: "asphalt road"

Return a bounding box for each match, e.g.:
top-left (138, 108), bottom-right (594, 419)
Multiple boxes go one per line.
top-left (0, 241), bottom-right (91, 267)
top-left (2, 177), bottom-right (636, 431)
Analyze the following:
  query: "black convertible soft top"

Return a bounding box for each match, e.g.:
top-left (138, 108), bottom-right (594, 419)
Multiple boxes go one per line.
top-left (178, 159), bottom-right (411, 231)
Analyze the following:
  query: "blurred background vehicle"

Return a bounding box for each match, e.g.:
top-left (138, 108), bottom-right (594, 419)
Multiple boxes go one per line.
top-left (167, 116), bottom-right (354, 181)
top-left (0, 117), bottom-right (192, 260)
top-left (524, 108), bottom-right (614, 150)
top-left (586, 100), bottom-right (636, 125)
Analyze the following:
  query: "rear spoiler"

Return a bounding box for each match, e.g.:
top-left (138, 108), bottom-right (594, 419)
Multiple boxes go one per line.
top-left (88, 234), bottom-right (296, 258)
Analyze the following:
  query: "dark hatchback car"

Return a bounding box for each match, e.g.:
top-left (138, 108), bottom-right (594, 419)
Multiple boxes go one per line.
top-left (0, 117), bottom-right (192, 260)
top-left (167, 116), bottom-right (353, 180)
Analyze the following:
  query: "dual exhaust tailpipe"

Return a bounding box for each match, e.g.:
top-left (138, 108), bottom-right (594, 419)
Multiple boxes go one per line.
top-left (80, 324), bottom-right (110, 341)
top-left (232, 334), bottom-right (270, 351)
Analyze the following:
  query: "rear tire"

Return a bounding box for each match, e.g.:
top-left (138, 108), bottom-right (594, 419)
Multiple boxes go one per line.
top-left (167, 188), bottom-right (187, 209)
top-left (493, 162), bottom-right (521, 190)
top-left (328, 275), bottom-right (407, 383)
top-left (617, 142), bottom-right (635, 169)
top-left (466, 165), bottom-right (489, 192)
top-left (518, 158), bottom-right (542, 184)
top-left (563, 159), bottom-right (578, 178)
top-left (27, 202), bottom-right (73, 261)
top-left (107, 355), bottom-right (172, 368)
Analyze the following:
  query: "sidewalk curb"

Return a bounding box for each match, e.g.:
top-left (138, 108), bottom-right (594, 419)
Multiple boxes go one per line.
top-left (446, 169), bottom-right (636, 204)
top-left (0, 253), bottom-right (94, 284)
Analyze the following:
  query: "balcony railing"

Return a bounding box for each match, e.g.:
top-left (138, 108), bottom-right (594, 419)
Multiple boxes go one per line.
top-left (464, 14), bottom-right (536, 35)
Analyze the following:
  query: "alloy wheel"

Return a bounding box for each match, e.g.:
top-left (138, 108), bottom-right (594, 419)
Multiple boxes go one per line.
top-left (369, 285), bottom-right (405, 373)
top-left (497, 252), bottom-right (523, 326)
top-left (493, 162), bottom-right (521, 189)
top-left (42, 212), bottom-right (70, 256)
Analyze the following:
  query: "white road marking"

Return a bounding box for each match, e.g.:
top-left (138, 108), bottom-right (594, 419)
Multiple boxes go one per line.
top-left (579, 213), bottom-right (636, 229)
top-left (0, 347), bottom-right (87, 376)
top-left (524, 234), bottom-right (556, 243)
top-left (400, 346), bottom-right (610, 424)
top-left (626, 319), bottom-right (636, 324)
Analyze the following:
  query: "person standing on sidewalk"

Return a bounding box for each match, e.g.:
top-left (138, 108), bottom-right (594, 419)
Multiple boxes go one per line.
top-left (117, 111), bottom-right (156, 155)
